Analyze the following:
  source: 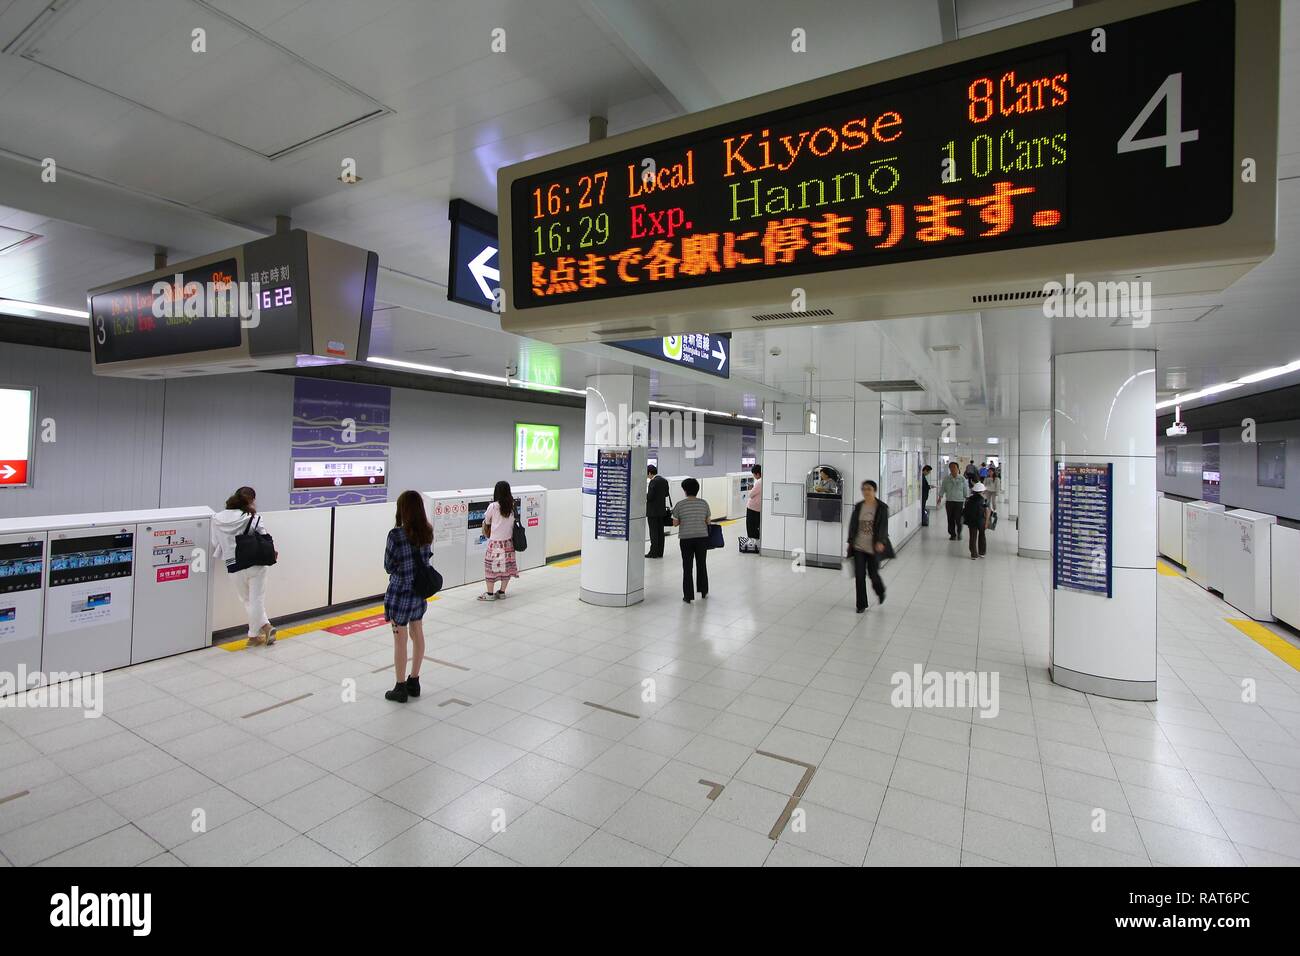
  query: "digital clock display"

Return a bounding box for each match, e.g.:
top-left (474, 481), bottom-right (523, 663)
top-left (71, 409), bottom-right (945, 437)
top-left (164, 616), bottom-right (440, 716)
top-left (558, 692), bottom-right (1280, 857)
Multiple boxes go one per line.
top-left (510, 0), bottom-right (1233, 308)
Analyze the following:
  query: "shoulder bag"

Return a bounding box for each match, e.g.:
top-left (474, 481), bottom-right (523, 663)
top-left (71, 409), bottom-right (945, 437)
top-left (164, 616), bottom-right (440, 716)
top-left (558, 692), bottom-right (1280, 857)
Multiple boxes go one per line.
top-left (512, 507), bottom-right (528, 552)
top-left (234, 513), bottom-right (277, 567)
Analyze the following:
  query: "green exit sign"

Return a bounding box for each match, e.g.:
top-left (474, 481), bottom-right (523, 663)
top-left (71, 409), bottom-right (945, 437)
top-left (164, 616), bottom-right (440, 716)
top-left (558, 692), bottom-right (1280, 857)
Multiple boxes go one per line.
top-left (515, 422), bottom-right (560, 471)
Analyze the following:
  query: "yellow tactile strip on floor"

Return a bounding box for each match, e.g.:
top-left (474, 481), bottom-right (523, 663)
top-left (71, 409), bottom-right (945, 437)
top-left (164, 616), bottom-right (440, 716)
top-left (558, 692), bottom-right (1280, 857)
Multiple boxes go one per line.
top-left (218, 598), bottom-right (436, 651)
top-left (1227, 618), bottom-right (1300, 672)
top-left (1156, 560), bottom-right (1182, 577)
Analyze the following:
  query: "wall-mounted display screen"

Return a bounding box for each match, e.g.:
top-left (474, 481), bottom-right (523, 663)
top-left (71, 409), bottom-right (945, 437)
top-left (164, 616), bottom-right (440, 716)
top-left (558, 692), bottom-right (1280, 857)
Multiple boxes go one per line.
top-left (0, 540), bottom-right (42, 594)
top-left (1258, 440), bottom-right (1286, 489)
top-left (510, 0), bottom-right (1232, 310)
top-left (515, 423), bottom-right (561, 471)
top-left (48, 533), bottom-right (134, 588)
top-left (0, 386), bottom-right (35, 488)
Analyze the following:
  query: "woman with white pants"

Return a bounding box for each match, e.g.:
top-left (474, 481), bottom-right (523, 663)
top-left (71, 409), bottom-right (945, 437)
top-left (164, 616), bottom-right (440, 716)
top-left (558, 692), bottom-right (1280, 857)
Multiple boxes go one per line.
top-left (212, 486), bottom-right (277, 646)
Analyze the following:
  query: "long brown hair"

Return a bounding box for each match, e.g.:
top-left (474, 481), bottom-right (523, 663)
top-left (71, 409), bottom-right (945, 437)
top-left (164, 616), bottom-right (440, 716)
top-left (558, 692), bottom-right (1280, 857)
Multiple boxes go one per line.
top-left (493, 480), bottom-right (514, 519)
top-left (395, 490), bottom-right (432, 547)
top-left (225, 486), bottom-right (256, 513)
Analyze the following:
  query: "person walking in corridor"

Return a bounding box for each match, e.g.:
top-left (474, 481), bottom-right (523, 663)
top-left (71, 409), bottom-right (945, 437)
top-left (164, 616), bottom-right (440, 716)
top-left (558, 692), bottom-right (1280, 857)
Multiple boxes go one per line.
top-left (964, 481), bottom-right (990, 559)
top-left (383, 490), bottom-right (434, 703)
top-left (937, 461), bottom-right (969, 541)
top-left (646, 464), bottom-right (670, 559)
top-left (672, 477), bottom-right (711, 603)
top-left (921, 464), bottom-right (933, 528)
top-left (847, 479), bottom-right (894, 613)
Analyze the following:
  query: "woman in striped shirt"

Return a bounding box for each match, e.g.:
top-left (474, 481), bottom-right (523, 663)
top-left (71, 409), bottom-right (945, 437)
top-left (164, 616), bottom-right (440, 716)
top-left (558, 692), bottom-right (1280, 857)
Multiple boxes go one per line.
top-left (671, 477), bottom-right (712, 603)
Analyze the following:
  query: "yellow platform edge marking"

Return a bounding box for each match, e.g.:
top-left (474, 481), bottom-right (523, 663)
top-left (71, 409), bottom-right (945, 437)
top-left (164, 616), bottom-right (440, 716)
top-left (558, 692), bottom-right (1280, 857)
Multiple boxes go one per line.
top-left (219, 596), bottom-right (437, 651)
top-left (549, 557), bottom-right (581, 568)
top-left (1156, 560), bottom-right (1181, 577)
top-left (1227, 618), bottom-right (1300, 672)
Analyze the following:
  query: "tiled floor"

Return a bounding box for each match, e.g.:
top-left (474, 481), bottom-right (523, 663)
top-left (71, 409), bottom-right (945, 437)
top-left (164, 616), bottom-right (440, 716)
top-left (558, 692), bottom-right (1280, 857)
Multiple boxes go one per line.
top-left (3, 520), bottom-right (1300, 867)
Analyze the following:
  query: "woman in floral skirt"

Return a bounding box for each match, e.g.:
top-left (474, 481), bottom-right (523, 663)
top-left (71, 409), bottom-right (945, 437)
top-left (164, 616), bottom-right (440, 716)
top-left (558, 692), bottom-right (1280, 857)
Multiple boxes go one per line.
top-left (478, 480), bottom-right (520, 600)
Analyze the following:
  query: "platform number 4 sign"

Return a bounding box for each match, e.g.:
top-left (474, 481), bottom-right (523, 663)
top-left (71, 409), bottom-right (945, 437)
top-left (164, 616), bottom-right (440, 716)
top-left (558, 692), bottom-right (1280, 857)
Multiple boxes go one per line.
top-left (1117, 73), bottom-right (1199, 168)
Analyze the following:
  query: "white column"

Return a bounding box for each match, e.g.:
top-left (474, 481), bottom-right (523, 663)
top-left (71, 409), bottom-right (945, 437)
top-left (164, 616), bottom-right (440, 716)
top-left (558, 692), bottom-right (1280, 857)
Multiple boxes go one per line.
top-left (1050, 349), bottom-right (1157, 701)
top-left (1018, 410), bottom-right (1051, 558)
top-left (580, 371), bottom-right (648, 607)
top-left (1007, 437), bottom-right (1020, 519)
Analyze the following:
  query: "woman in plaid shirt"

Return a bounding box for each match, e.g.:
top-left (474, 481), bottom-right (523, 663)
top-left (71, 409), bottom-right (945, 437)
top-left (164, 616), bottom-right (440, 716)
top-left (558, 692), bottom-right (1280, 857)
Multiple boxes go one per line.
top-left (383, 490), bottom-right (434, 703)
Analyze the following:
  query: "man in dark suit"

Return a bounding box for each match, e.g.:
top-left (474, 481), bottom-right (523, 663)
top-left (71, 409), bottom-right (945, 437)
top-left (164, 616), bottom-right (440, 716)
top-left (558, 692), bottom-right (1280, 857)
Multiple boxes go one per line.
top-left (646, 464), bottom-right (670, 558)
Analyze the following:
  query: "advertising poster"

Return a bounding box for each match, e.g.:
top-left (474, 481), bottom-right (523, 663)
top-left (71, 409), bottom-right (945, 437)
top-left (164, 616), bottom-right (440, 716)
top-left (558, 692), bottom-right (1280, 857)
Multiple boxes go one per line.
top-left (291, 378), bottom-right (390, 508)
top-left (45, 532), bottom-right (134, 633)
top-left (1053, 462), bottom-right (1113, 598)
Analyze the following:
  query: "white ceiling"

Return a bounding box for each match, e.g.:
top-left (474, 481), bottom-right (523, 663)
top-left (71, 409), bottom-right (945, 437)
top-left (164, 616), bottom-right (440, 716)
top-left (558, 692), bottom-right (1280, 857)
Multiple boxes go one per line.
top-left (0, 0), bottom-right (1296, 433)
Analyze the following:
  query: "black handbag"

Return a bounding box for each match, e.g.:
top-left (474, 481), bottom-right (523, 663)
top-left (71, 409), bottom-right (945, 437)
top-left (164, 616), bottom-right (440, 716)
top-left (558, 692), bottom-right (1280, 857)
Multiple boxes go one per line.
top-left (413, 556), bottom-right (442, 598)
top-left (512, 509), bottom-right (528, 552)
top-left (706, 523), bottom-right (724, 550)
top-left (234, 513), bottom-right (276, 567)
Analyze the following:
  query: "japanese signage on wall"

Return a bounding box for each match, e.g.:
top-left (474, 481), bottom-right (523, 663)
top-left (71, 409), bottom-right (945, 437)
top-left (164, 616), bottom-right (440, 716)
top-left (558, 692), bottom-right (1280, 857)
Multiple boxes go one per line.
top-left (596, 449), bottom-right (632, 540)
top-left (510, 0), bottom-right (1233, 309)
top-left (1053, 462), bottom-right (1113, 598)
top-left (290, 378), bottom-right (391, 508)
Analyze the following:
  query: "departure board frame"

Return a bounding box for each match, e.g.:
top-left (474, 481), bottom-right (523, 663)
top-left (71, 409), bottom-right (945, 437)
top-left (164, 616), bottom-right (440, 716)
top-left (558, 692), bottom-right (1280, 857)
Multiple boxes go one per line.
top-left (498, 0), bottom-right (1278, 341)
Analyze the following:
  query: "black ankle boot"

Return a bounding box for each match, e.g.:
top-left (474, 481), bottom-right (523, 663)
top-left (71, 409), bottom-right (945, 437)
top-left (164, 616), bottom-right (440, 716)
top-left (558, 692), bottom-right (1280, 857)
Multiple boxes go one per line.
top-left (405, 675), bottom-right (421, 697)
top-left (385, 682), bottom-right (409, 703)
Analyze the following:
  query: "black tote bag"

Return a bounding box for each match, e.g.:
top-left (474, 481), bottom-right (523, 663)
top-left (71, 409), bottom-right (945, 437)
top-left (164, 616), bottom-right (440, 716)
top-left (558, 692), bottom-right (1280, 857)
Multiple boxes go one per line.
top-left (234, 513), bottom-right (277, 567)
top-left (511, 509), bottom-right (528, 552)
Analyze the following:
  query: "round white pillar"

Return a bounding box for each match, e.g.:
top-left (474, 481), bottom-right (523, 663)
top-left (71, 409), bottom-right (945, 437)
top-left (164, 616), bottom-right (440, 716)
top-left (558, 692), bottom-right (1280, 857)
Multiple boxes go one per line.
top-left (580, 372), bottom-right (648, 606)
top-left (1018, 410), bottom-right (1051, 558)
top-left (1049, 349), bottom-right (1157, 701)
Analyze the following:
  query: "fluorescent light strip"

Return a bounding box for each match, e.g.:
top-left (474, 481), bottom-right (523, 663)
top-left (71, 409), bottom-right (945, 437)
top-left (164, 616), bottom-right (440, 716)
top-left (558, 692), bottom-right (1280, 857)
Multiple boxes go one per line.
top-left (0, 297), bottom-right (89, 319)
top-left (1156, 357), bottom-right (1300, 410)
top-left (372, 357), bottom-right (753, 415)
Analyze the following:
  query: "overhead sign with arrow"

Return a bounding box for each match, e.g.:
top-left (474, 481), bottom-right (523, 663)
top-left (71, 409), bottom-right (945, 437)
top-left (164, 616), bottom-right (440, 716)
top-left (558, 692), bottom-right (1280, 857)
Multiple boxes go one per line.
top-left (447, 199), bottom-right (501, 313)
top-left (609, 333), bottom-right (730, 379)
top-left (0, 386), bottom-right (35, 488)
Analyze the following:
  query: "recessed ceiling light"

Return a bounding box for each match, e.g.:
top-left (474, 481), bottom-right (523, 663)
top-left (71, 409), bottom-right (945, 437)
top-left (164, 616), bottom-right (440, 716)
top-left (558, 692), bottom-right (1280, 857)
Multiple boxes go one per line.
top-left (0, 297), bottom-right (89, 319)
top-left (930, 344), bottom-right (962, 352)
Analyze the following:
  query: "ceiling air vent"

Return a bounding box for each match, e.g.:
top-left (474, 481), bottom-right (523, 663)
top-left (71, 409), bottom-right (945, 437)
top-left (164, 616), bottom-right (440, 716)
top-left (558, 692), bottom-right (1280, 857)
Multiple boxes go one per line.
top-left (859, 379), bottom-right (925, 392)
top-left (912, 408), bottom-right (950, 416)
top-left (929, 344), bottom-right (961, 352)
top-left (0, 225), bottom-right (42, 255)
top-left (751, 308), bottom-right (835, 322)
top-left (971, 290), bottom-right (1048, 304)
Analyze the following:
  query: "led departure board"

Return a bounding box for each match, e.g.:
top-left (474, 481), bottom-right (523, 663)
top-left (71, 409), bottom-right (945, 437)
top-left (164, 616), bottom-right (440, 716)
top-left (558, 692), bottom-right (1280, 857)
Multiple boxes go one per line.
top-left (508, 0), bottom-right (1237, 311)
top-left (90, 259), bottom-right (243, 364)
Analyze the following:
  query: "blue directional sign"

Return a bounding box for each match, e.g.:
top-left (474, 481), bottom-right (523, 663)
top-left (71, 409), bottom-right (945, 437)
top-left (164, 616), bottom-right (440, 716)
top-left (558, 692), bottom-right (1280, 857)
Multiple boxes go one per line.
top-left (609, 333), bottom-right (730, 379)
top-left (448, 199), bottom-right (500, 312)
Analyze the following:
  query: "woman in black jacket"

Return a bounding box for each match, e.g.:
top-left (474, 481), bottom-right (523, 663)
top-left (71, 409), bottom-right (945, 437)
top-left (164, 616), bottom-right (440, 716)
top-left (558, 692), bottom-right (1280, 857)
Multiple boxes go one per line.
top-left (846, 479), bottom-right (895, 613)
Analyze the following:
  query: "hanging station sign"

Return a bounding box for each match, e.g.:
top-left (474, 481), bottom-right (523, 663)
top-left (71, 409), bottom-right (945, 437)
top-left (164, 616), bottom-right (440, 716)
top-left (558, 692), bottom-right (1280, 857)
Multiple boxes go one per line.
top-left (498, 0), bottom-right (1278, 340)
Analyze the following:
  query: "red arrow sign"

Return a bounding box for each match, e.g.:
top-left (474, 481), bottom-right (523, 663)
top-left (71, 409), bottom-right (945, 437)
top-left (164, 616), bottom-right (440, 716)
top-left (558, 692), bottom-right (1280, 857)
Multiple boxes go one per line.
top-left (0, 461), bottom-right (28, 485)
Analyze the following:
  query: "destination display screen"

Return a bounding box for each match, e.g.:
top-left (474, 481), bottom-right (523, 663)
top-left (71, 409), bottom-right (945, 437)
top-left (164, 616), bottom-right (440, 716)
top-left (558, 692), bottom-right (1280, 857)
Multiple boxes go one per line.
top-left (48, 533), bottom-right (134, 588)
top-left (0, 541), bottom-right (43, 595)
top-left (90, 259), bottom-right (243, 363)
top-left (510, 0), bottom-right (1233, 308)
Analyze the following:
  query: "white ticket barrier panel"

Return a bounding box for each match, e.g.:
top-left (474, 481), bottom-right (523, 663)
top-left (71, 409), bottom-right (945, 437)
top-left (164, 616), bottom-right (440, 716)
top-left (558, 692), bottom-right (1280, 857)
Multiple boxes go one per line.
top-left (42, 523), bottom-right (136, 674)
top-left (131, 514), bottom-right (212, 663)
top-left (1271, 525), bottom-right (1300, 631)
top-left (1183, 500), bottom-right (1225, 591)
top-left (0, 530), bottom-right (46, 684)
top-left (1219, 509), bottom-right (1276, 620)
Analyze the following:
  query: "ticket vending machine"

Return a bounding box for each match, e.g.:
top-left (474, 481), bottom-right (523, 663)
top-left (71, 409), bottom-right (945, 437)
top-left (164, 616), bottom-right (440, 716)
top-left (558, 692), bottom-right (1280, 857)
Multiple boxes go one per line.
top-left (132, 514), bottom-right (213, 663)
top-left (42, 523), bottom-right (136, 674)
top-left (0, 531), bottom-right (46, 681)
top-left (803, 465), bottom-right (844, 569)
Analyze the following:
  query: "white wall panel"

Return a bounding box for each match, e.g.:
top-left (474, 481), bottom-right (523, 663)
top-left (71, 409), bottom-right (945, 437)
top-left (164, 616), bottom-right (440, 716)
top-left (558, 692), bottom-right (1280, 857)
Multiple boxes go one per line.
top-left (212, 507), bottom-right (331, 631)
top-left (330, 500), bottom-right (396, 605)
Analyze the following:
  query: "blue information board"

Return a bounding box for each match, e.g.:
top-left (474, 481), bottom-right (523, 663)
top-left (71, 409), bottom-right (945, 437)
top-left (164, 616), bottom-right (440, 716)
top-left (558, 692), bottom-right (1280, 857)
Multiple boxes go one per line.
top-left (447, 199), bottom-right (500, 312)
top-left (609, 333), bottom-right (729, 379)
top-left (595, 449), bottom-right (631, 540)
top-left (1053, 461), bottom-right (1113, 598)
